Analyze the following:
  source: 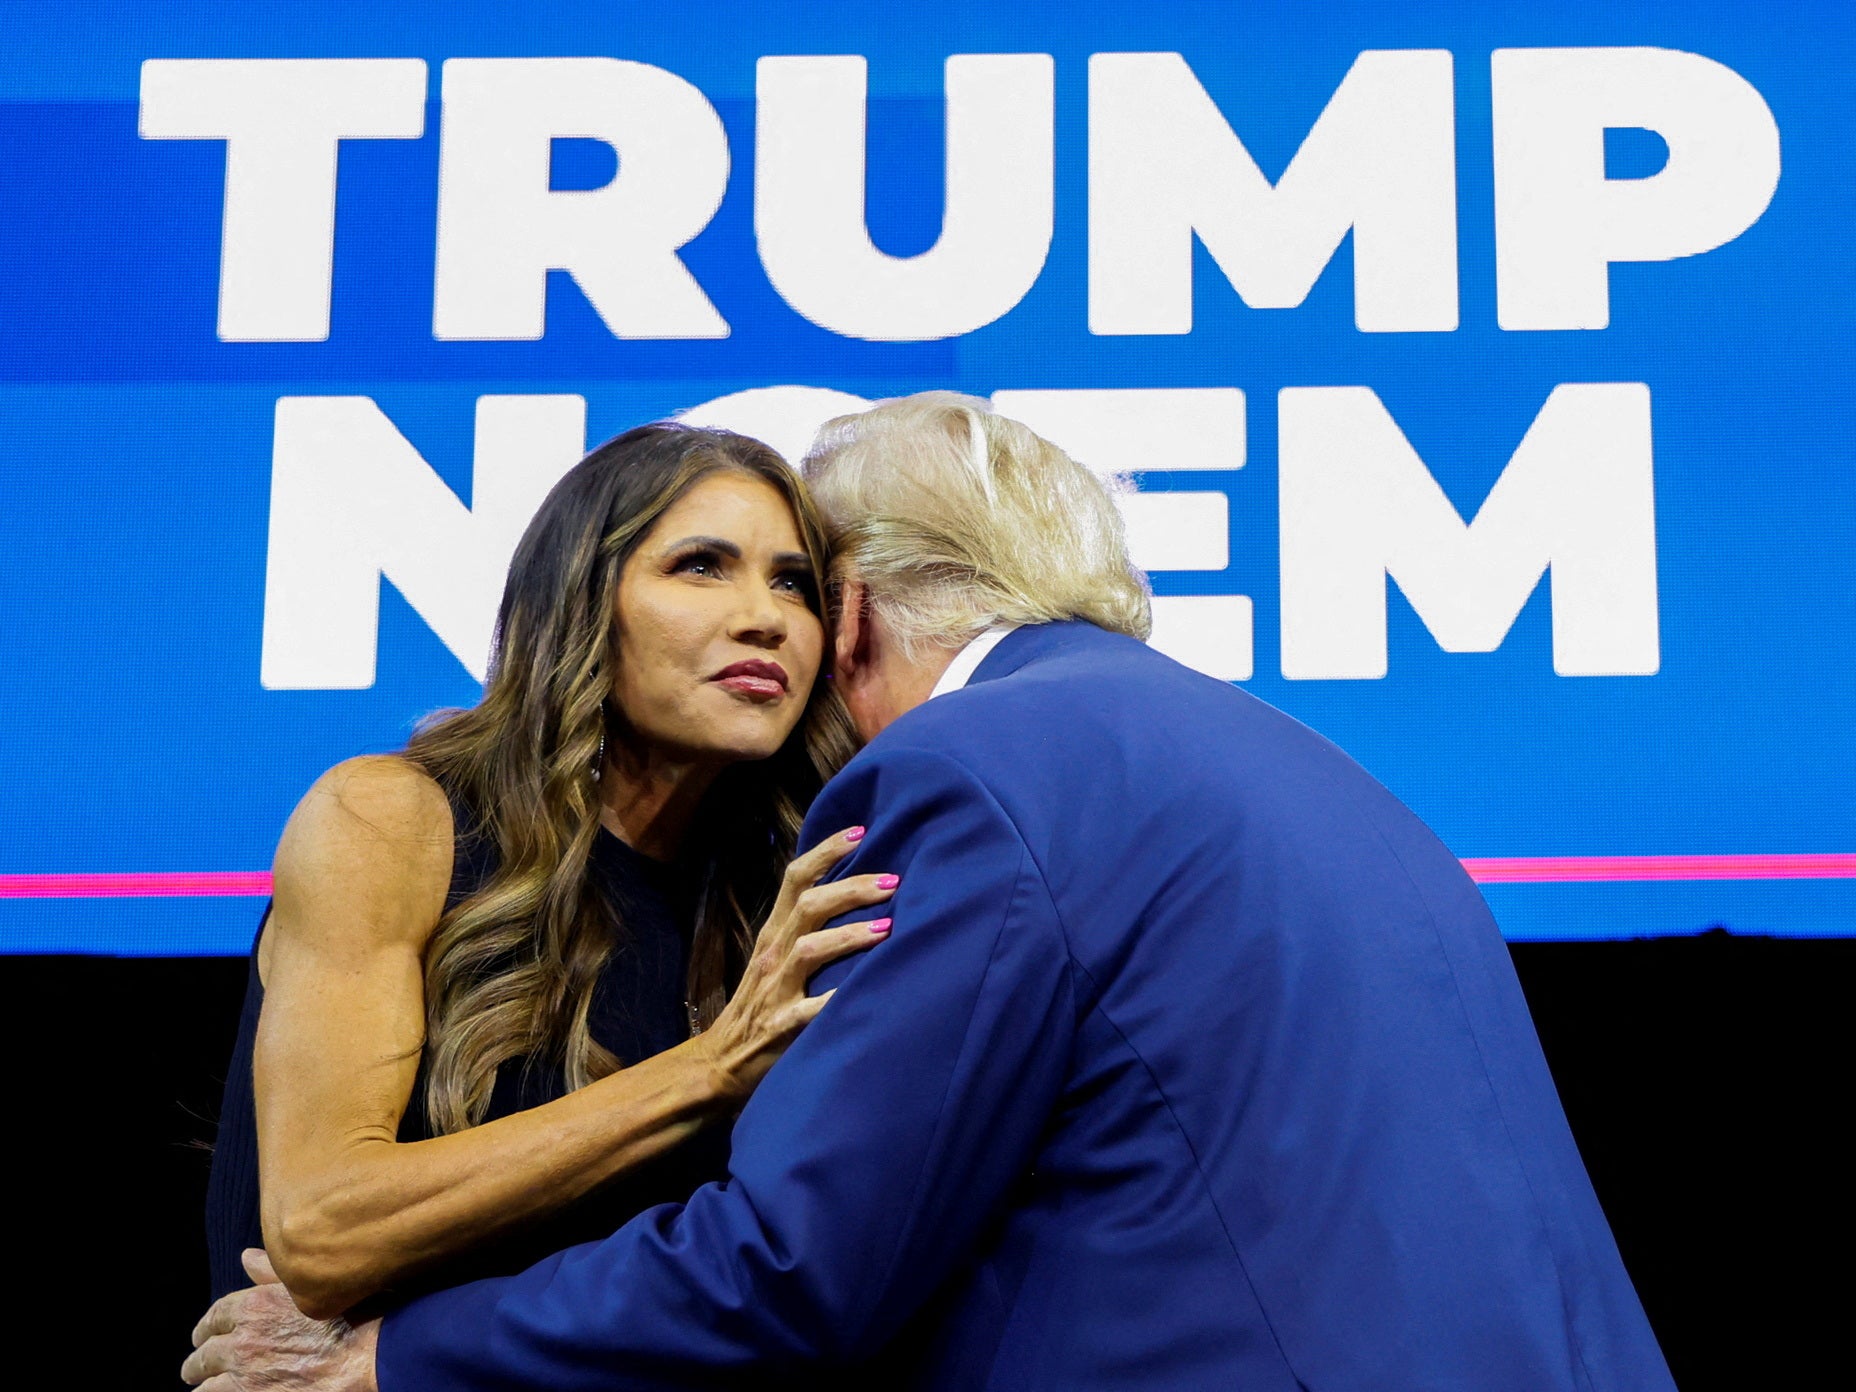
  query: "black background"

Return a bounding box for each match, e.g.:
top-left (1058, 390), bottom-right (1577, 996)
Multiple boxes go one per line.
top-left (13, 934), bottom-right (1849, 1389)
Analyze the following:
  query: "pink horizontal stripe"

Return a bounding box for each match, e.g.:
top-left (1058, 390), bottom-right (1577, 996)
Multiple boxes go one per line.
top-left (1, 856), bottom-right (1853, 900)
top-left (1461, 854), bottom-right (1856, 884)
top-left (0, 872), bottom-right (274, 899)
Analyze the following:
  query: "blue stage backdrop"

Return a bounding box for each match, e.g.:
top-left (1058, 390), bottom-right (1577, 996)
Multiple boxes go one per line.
top-left (2, 2), bottom-right (1851, 953)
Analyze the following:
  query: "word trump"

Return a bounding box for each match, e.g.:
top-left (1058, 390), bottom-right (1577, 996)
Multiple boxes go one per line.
top-left (259, 385), bottom-right (1659, 690)
top-left (139, 48), bottom-right (1779, 342)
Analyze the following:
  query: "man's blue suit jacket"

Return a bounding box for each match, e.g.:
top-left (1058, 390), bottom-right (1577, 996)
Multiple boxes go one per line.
top-left (378, 621), bottom-right (1675, 1391)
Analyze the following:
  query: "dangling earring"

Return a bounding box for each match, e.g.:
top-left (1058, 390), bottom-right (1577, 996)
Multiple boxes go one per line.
top-left (592, 722), bottom-right (606, 784)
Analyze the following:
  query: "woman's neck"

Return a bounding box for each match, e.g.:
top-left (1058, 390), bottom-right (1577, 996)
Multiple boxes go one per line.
top-left (597, 738), bottom-right (722, 862)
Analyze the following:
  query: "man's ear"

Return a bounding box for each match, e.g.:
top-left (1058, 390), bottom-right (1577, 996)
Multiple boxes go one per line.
top-left (832, 578), bottom-right (871, 679)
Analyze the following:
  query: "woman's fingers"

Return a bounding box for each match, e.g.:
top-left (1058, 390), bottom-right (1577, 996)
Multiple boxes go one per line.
top-left (754, 867), bottom-right (897, 961)
top-left (790, 918), bottom-right (891, 977)
top-left (777, 825), bottom-right (867, 906)
top-left (793, 988), bottom-right (836, 1026)
top-left (779, 920), bottom-right (890, 991)
top-left (793, 873), bottom-right (900, 932)
top-left (709, 837), bottom-right (895, 1096)
top-left (812, 824), bottom-right (869, 869)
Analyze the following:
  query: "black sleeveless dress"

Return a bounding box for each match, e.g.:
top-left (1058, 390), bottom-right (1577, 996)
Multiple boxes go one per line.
top-left (204, 803), bottom-right (731, 1302)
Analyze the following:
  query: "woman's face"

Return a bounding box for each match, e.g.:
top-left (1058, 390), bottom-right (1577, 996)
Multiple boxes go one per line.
top-left (610, 470), bottom-right (824, 767)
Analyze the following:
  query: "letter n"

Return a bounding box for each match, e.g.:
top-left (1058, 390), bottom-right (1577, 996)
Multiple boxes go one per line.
top-left (261, 395), bottom-right (586, 688)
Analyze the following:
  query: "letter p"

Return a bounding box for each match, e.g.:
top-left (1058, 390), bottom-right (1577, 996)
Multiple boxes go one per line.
top-left (1493, 47), bottom-right (1780, 331)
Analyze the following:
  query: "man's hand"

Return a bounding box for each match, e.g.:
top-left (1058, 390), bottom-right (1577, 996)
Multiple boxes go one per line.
top-left (181, 1249), bottom-right (379, 1392)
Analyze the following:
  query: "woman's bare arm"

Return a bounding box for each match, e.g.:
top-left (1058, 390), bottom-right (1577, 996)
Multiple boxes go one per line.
top-left (254, 755), bottom-right (890, 1319)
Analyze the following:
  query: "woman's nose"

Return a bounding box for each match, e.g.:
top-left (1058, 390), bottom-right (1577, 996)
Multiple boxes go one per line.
top-left (730, 582), bottom-right (788, 644)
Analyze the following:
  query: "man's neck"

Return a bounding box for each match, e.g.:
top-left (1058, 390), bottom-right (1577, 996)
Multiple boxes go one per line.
top-left (852, 626), bottom-right (1018, 741)
top-left (873, 647), bottom-right (960, 727)
top-left (927, 624), bottom-right (1018, 700)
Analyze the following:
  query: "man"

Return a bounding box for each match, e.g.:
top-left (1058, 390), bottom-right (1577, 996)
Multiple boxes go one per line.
top-left (188, 392), bottom-right (1674, 1390)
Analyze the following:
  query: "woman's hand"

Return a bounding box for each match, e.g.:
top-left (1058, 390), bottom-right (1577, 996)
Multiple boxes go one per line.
top-left (696, 826), bottom-right (896, 1103)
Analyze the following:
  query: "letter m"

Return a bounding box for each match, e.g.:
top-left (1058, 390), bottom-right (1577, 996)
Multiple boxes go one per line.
top-left (261, 395), bottom-right (586, 688)
top-left (1278, 384), bottom-right (1658, 678)
top-left (1089, 50), bottom-right (1458, 334)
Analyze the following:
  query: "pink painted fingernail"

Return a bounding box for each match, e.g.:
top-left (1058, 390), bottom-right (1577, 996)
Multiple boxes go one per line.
top-left (843, 826), bottom-right (867, 843)
top-left (876, 874), bottom-right (900, 890)
top-left (869, 918), bottom-right (892, 933)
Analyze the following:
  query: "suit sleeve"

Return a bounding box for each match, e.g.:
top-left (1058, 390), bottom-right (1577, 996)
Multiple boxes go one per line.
top-left (375, 745), bottom-right (1075, 1392)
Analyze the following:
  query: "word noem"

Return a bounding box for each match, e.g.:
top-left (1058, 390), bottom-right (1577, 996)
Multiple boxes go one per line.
top-left (260, 385), bottom-right (1659, 689)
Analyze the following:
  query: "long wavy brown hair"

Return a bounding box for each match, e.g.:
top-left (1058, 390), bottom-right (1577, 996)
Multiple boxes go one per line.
top-left (401, 423), bottom-right (858, 1135)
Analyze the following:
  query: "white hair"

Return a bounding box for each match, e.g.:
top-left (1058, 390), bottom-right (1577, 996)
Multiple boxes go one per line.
top-left (801, 391), bottom-right (1152, 656)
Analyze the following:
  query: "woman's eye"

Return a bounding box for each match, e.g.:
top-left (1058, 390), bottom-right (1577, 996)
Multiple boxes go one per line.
top-left (673, 552), bottom-right (722, 577)
top-left (774, 571), bottom-right (817, 597)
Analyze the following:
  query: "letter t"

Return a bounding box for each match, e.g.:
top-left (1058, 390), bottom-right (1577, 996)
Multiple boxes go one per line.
top-left (140, 59), bottom-right (427, 341)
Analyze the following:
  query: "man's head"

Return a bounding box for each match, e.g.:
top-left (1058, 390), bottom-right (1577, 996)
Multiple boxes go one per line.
top-left (801, 391), bottom-right (1150, 740)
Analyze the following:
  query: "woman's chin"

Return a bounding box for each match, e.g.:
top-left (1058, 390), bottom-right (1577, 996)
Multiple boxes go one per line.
top-left (697, 722), bottom-right (802, 768)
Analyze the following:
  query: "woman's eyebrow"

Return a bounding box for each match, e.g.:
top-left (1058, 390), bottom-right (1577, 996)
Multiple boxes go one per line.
top-left (664, 535), bottom-right (741, 558)
top-left (663, 538), bottom-right (811, 570)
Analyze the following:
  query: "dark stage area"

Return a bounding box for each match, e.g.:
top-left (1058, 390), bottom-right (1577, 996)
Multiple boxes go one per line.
top-left (13, 933), bottom-right (1847, 1389)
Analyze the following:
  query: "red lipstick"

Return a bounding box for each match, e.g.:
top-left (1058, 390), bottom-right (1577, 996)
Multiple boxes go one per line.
top-left (712, 659), bottom-right (789, 699)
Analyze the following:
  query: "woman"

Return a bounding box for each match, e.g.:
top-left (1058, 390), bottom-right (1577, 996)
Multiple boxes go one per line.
top-left (205, 422), bottom-right (894, 1319)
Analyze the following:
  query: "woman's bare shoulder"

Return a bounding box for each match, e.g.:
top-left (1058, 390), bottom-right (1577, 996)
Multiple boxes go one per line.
top-left (270, 755), bottom-right (457, 955)
top-left (299, 754), bottom-right (452, 831)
